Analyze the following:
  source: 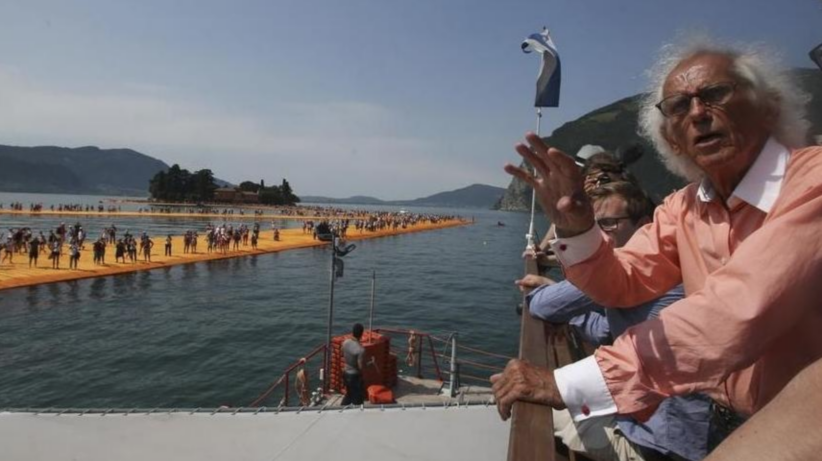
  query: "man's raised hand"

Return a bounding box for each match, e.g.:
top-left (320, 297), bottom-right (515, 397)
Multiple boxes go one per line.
top-left (504, 132), bottom-right (595, 237)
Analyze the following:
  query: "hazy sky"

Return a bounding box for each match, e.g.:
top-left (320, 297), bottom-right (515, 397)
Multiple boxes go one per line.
top-left (0, 0), bottom-right (819, 199)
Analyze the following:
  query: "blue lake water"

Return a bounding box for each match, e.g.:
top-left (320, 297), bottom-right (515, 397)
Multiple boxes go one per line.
top-left (0, 192), bottom-right (550, 409)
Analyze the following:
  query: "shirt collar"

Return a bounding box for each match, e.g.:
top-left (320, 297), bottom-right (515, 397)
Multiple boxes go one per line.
top-left (696, 137), bottom-right (790, 213)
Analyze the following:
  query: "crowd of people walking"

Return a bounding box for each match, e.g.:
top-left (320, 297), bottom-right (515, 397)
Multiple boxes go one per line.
top-left (0, 223), bottom-right (154, 269)
top-left (1, 202), bottom-right (122, 213)
top-left (0, 210), bottom-right (460, 273)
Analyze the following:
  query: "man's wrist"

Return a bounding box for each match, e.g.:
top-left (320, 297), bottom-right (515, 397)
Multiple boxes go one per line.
top-left (549, 225), bottom-right (604, 267)
top-left (540, 369), bottom-right (566, 409)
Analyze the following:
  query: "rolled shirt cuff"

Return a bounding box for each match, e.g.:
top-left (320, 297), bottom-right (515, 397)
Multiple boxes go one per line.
top-left (554, 355), bottom-right (617, 422)
top-left (549, 225), bottom-right (604, 267)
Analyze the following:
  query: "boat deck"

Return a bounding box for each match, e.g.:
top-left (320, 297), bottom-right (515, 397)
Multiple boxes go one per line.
top-left (0, 404), bottom-right (509, 461)
top-left (323, 375), bottom-right (494, 407)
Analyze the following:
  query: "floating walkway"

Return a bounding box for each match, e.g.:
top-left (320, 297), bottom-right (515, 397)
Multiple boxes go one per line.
top-left (0, 220), bottom-right (467, 291)
top-left (0, 209), bottom-right (360, 221)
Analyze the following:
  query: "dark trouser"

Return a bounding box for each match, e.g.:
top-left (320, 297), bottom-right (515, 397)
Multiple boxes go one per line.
top-left (707, 401), bottom-right (748, 452)
top-left (636, 445), bottom-right (686, 461)
top-left (341, 371), bottom-right (364, 406)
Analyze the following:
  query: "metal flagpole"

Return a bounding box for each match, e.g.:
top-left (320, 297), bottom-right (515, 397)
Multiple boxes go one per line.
top-left (510, 27), bottom-right (559, 461)
top-left (525, 107), bottom-right (543, 251)
top-left (368, 270), bottom-right (376, 334)
top-left (325, 236), bottom-right (337, 392)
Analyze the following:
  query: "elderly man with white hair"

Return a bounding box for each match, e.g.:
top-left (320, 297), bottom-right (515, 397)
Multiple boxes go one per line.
top-left (493, 38), bottom-right (821, 454)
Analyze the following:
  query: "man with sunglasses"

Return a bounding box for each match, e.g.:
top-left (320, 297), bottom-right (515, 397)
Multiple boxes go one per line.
top-left (525, 150), bottom-right (634, 269)
top-left (494, 40), bottom-right (821, 455)
top-left (520, 181), bottom-right (709, 461)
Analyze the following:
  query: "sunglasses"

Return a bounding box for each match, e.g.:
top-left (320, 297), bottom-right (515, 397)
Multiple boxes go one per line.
top-left (655, 81), bottom-right (738, 118)
top-left (596, 216), bottom-right (632, 231)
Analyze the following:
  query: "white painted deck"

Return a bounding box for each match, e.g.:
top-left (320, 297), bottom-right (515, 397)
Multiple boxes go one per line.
top-left (1, 404), bottom-right (509, 461)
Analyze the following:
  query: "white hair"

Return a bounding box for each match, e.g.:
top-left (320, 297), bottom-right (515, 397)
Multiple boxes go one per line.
top-left (637, 36), bottom-right (813, 181)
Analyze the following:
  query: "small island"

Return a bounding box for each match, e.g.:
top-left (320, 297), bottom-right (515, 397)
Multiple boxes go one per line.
top-left (148, 164), bottom-right (300, 206)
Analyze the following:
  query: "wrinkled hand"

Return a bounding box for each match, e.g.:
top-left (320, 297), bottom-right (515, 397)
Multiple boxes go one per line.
top-left (505, 132), bottom-right (595, 237)
top-left (514, 274), bottom-right (555, 293)
top-left (490, 359), bottom-right (566, 421)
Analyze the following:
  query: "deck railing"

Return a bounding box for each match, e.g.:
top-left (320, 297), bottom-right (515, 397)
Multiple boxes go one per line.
top-left (247, 327), bottom-right (516, 408)
top-left (248, 343), bottom-right (327, 408)
top-left (507, 258), bottom-right (591, 461)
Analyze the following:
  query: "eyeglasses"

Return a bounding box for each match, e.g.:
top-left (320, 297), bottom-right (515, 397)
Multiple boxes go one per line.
top-left (596, 216), bottom-right (632, 231)
top-left (655, 81), bottom-right (738, 118)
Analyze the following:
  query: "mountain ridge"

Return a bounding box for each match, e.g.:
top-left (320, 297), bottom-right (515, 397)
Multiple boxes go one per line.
top-left (301, 183), bottom-right (506, 209)
top-left (0, 145), bottom-right (233, 196)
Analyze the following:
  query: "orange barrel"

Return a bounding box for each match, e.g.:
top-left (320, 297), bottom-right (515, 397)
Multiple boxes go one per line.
top-left (331, 331), bottom-right (397, 393)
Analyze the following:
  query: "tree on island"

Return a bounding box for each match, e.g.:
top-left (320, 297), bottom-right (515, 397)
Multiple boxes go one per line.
top-left (238, 181), bottom-right (261, 193)
top-left (280, 179), bottom-right (298, 204)
top-left (191, 169), bottom-right (218, 201)
top-left (148, 164), bottom-right (217, 202)
top-left (149, 168), bottom-right (300, 205)
top-left (258, 179), bottom-right (300, 205)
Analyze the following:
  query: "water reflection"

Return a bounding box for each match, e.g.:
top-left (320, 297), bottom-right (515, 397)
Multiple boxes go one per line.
top-left (137, 271), bottom-right (151, 290)
top-left (46, 283), bottom-right (62, 305)
top-left (89, 278), bottom-right (107, 300)
top-left (65, 280), bottom-right (81, 304)
top-left (181, 263), bottom-right (197, 281)
top-left (25, 285), bottom-right (41, 309)
top-left (112, 272), bottom-right (137, 293)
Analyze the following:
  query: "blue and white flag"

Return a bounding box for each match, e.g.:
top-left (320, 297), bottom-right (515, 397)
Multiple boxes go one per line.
top-left (811, 42), bottom-right (822, 71)
top-left (522, 29), bottom-right (561, 108)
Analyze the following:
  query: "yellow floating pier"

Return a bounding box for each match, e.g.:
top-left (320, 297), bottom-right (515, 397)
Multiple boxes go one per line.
top-left (0, 209), bottom-right (363, 221)
top-left (0, 219), bottom-right (468, 291)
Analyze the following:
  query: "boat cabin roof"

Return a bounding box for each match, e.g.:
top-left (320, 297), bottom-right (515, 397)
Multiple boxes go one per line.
top-left (1, 403), bottom-right (508, 461)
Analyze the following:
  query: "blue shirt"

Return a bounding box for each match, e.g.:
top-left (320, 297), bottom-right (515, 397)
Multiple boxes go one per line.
top-left (528, 281), bottom-right (711, 461)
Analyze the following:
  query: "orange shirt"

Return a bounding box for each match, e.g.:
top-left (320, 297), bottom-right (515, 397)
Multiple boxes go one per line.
top-left (554, 140), bottom-right (822, 419)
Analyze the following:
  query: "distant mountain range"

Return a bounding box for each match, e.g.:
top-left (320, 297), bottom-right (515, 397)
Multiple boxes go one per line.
top-left (0, 145), bottom-right (230, 196)
top-left (301, 183), bottom-right (506, 209)
top-left (496, 68), bottom-right (822, 211)
top-left (0, 145), bottom-right (169, 196)
top-left (0, 143), bottom-right (504, 208)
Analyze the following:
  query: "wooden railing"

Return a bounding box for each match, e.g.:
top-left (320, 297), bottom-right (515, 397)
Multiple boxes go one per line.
top-left (507, 257), bottom-right (593, 461)
top-left (507, 257), bottom-right (557, 460)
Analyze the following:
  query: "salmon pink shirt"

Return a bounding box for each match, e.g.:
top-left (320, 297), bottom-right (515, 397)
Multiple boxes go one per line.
top-left (550, 139), bottom-right (822, 422)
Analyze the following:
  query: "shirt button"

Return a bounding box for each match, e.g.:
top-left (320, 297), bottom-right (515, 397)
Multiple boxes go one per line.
top-left (559, 244), bottom-right (568, 252)
top-left (581, 404), bottom-right (590, 416)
